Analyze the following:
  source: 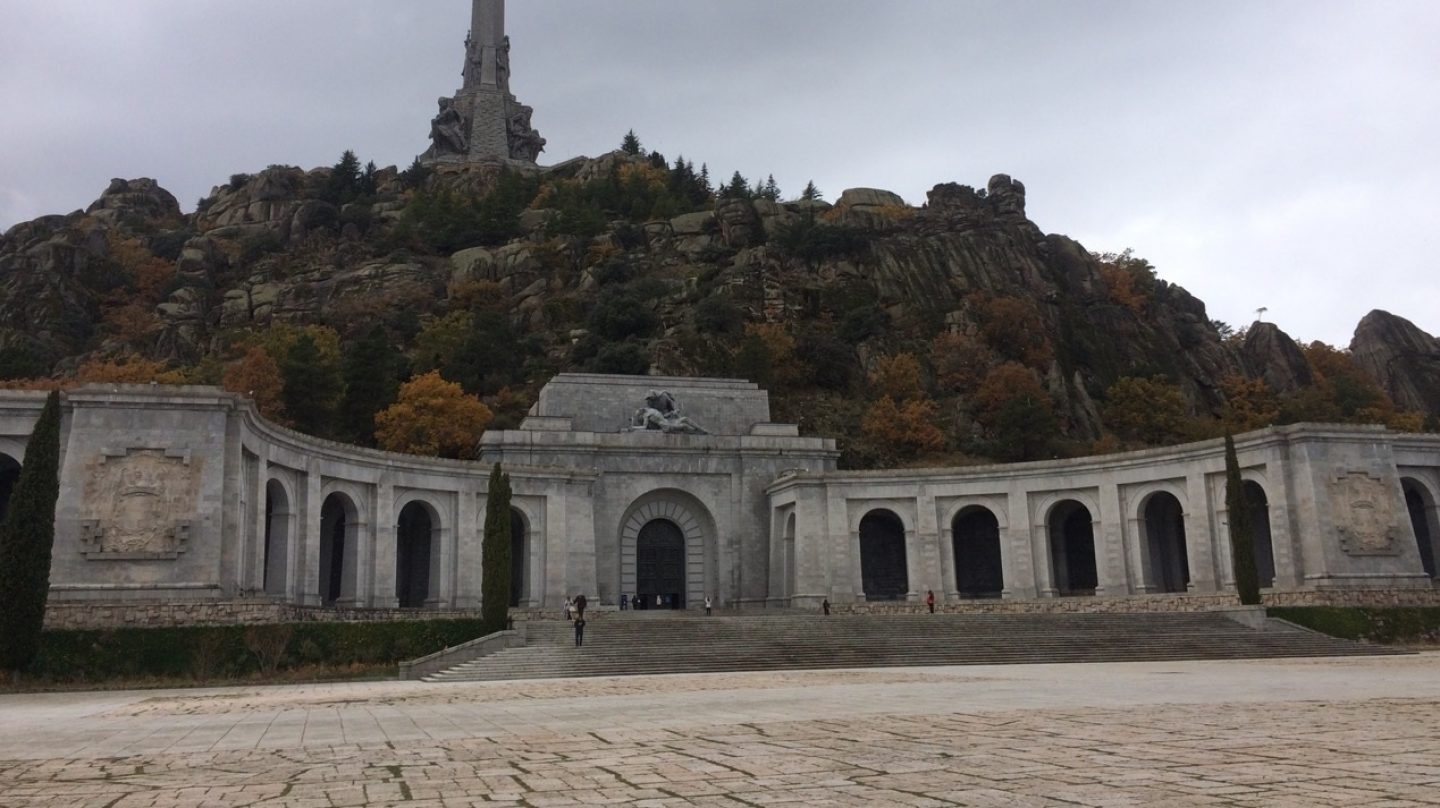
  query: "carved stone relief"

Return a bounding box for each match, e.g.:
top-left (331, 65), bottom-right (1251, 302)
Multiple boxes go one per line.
top-left (1332, 469), bottom-right (1401, 556)
top-left (80, 448), bottom-right (200, 560)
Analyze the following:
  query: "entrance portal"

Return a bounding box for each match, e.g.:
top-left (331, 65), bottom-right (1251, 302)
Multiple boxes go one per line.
top-left (1243, 481), bottom-right (1277, 588)
top-left (636, 519), bottom-right (686, 609)
top-left (396, 502), bottom-right (434, 609)
top-left (953, 507), bottom-right (1003, 598)
top-left (1403, 479), bottom-right (1437, 579)
top-left (1142, 492), bottom-right (1190, 593)
top-left (860, 509), bottom-right (909, 601)
top-left (1048, 500), bottom-right (1098, 596)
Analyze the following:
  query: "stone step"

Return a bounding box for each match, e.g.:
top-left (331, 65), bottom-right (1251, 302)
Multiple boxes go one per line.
top-left (421, 611), bottom-right (1400, 683)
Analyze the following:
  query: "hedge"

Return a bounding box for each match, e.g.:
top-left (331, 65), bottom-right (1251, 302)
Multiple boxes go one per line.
top-left (1269, 607), bottom-right (1440, 645)
top-left (28, 618), bottom-right (487, 683)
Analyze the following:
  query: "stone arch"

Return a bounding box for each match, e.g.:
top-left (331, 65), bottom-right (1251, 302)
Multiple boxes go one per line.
top-left (263, 478), bottom-right (294, 596)
top-left (509, 506), bottom-right (529, 607)
top-left (1046, 499), bottom-right (1098, 596)
top-left (952, 505), bottom-right (1003, 598)
top-left (396, 499), bottom-right (441, 608)
top-left (319, 491), bottom-right (360, 606)
top-left (1240, 480), bottom-right (1277, 588)
top-left (860, 509), bottom-right (909, 601)
top-left (1139, 491), bottom-right (1190, 593)
top-left (1401, 477), bottom-right (1439, 579)
top-left (0, 451), bottom-right (20, 525)
top-left (619, 490), bottom-right (715, 609)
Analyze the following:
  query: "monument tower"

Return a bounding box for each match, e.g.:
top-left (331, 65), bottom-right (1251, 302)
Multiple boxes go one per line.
top-left (421, 0), bottom-right (545, 165)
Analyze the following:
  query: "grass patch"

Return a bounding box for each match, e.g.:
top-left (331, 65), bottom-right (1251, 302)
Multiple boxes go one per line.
top-left (1269, 606), bottom-right (1440, 645)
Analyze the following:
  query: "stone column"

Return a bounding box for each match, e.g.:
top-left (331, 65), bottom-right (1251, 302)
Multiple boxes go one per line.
top-left (938, 520), bottom-right (959, 601)
top-left (371, 481), bottom-right (395, 608)
top-left (1184, 474), bottom-right (1218, 593)
top-left (1095, 484), bottom-right (1126, 596)
top-left (1125, 511), bottom-right (1154, 593)
top-left (300, 463), bottom-right (323, 606)
top-left (1004, 490), bottom-right (1037, 599)
top-left (454, 487), bottom-right (481, 608)
top-left (912, 491), bottom-right (941, 600)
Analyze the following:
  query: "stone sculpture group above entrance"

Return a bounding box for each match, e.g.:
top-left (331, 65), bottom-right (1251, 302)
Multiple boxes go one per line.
top-left (631, 390), bottom-right (708, 435)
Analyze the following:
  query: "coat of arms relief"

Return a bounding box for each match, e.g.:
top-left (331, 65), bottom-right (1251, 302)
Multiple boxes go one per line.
top-left (80, 448), bottom-right (199, 560)
top-left (1332, 469), bottom-right (1402, 556)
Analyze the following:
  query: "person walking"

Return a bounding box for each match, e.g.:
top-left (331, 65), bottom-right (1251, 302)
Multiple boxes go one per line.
top-left (620, 593), bottom-right (629, 611)
top-left (563, 597), bottom-right (572, 621)
top-left (573, 616), bottom-right (586, 647)
top-left (704, 596), bottom-right (712, 616)
top-left (822, 598), bottom-right (831, 616)
top-left (575, 593), bottom-right (588, 620)
top-left (926, 589), bottom-right (936, 614)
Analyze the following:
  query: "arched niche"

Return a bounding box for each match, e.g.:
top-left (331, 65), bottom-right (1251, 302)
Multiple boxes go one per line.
top-left (1047, 500), bottom-right (1097, 596)
top-left (509, 506), bottom-right (528, 607)
top-left (0, 453), bottom-right (20, 525)
top-left (1241, 480), bottom-right (1276, 588)
top-left (859, 509), bottom-right (909, 601)
top-left (1401, 477), bottom-right (1439, 579)
top-left (952, 506), bottom-right (1003, 599)
top-left (396, 500), bottom-right (441, 609)
top-left (1140, 491), bottom-right (1190, 594)
top-left (319, 492), bottom-right (359, 606)
top-left (263, 478), bottom-right (292, 596)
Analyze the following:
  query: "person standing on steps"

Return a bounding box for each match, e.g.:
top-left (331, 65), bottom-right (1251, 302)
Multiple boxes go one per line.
top-left (926, 590), bottom-right (936, 614)
top-left (575, 593), bottom-right (588, 620)
top-left (574, 615), bottom-right (586, 647)
top-left (705, 596), bottom-right (712, 616)
top-left (563, 597), bottom-right (572, 621)
top-left (620, 593), bottom-right (628, 611)
top-left (822, 598), bottom-right (831, 616)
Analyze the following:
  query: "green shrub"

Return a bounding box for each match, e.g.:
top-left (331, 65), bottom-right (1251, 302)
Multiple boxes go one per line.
top-left (28, 618), bottom-right (488, 683)
top-left (1269, 607), bottom-right (1440, 644)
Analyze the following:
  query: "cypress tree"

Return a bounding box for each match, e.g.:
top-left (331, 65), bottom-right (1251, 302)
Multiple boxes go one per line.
top-left (1224, 434), bottom-right (1263, 606)
top-left (0, 391), bottom-right (64, 674)
top-left (481, 463), bottom-right (513, 633)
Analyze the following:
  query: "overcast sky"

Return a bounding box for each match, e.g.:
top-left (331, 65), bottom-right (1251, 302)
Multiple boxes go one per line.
top-left (2, 0), bottom-right (1437, 346)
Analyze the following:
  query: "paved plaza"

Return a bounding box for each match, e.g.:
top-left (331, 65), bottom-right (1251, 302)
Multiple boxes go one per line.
top-left (2, 655), bottom-right (1439, 807)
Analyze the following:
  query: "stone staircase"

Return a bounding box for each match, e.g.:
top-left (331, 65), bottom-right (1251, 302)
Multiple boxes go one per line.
top-left (421, 611), bottom-right (1402, 683)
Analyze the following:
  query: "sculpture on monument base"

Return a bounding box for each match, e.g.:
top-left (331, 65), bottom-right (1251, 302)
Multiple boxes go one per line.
top-left (507, 103), bottom-right (546, 163)
top-left (426, 97), bottom-right (470, 159)
top-left (631, 390), bottom-right (708, 435)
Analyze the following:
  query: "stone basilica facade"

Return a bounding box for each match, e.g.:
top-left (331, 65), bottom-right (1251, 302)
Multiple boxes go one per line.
top-left (1, 373), bottom-right (1438, 628)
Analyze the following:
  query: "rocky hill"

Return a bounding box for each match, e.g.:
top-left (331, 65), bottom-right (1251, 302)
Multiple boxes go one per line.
top-left (1, 153), bottom-right (1435, 467)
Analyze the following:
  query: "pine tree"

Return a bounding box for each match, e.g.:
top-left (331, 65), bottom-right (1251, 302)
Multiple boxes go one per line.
top-left (481, 463), bottom-right (513, 633)
top-left (0, 391), bottom-right (63, 675)
top-left (359, 160), bottom-right (379, 198)
top-left (324, 150), bottom-right (363, 205)
top-left (762, 175), bottom-right (781, 202)
top-left (1224, 434), bottom-right (1263, 606)
top-left (281, 333), bottom-right (343, 438)
top-left (722, 171), bottom-right (751, 200)
top-left (620, 129), bottom-right (642, 156)
top-left (338, 326), bottom-right (399, 446)
top-left (801, 180), bottom-right (822, 202)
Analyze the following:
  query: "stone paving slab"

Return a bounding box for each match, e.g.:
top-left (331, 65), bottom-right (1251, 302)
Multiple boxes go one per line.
top-left (1, 655), bottom-right (1438, 806)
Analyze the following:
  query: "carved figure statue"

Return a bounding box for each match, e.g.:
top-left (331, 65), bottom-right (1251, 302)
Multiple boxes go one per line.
top-left (497, 36), bottom-right (511, 91)
top-left (631, 390), bottom-right (708, 435)
top-left (506, 103), bottom-right (546, 162)
top-left (429, 97), bottom-right (469, 156)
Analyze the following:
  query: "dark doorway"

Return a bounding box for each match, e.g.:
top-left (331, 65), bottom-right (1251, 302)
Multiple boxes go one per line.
top-left (1403, 480), bottom-right (1437, 579)
top-left (637, 519), bottom-right (686, 609)
top-left (0, 454), bottom-right (19, 524)
top-left (319, 494), bottom-right (350, 605)
top-left (397, 502), bottom-right (434, 609)
top-left (509, 508), bottom-right (526, 607)
top-left (263, 480), bottom-right (289, 596)
top-left (1243, 481), bottom-right (1276, 588)
top-left (953, 507), bottom-right (1003, 598)
top-left (1143, 493), bottom-right (1190, 593)
top-left (1048, 501), bottom-right (1097, 596)
top-left (860, 509), bottom-right (909, 601)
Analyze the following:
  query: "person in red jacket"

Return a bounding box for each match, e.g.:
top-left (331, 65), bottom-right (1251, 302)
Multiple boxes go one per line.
top-left (926, 590), bottom-right (936, 614)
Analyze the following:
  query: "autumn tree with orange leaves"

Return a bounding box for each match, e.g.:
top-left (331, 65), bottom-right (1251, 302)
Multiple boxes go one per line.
top-left (375, 371), bottom-right (493, 459)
